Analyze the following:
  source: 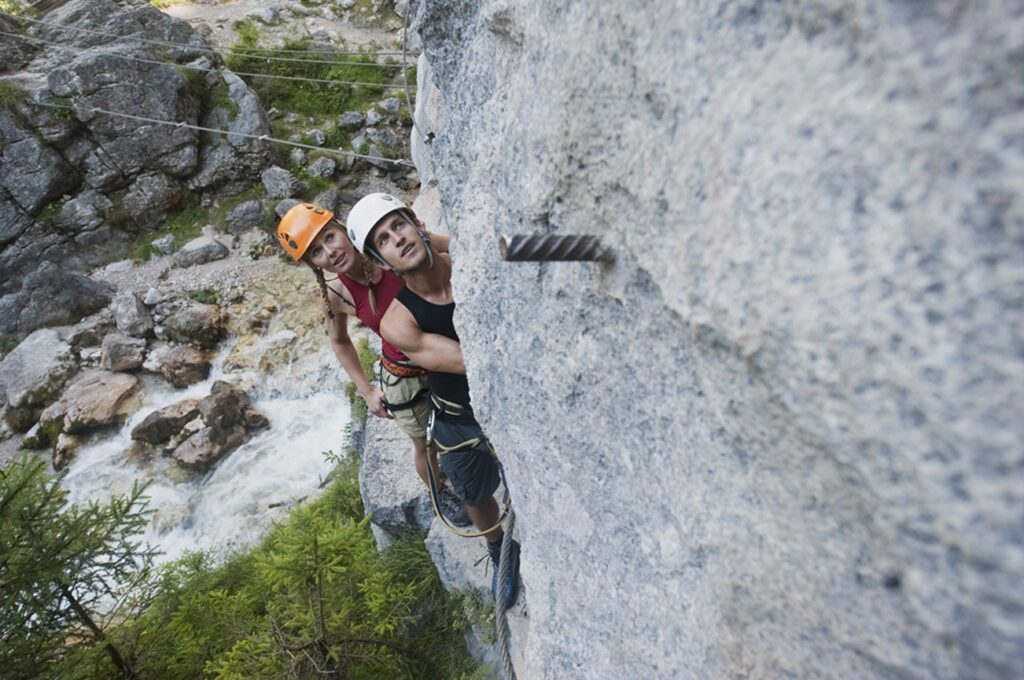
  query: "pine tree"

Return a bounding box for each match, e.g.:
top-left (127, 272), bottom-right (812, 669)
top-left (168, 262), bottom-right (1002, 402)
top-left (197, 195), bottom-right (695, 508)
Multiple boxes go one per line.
top-left (0, 454), bottom-right (156, 679)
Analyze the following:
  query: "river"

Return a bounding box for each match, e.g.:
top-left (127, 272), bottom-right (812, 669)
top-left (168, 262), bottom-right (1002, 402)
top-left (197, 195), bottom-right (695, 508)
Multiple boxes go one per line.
top-left (60, 344), bottom-right (350, 564)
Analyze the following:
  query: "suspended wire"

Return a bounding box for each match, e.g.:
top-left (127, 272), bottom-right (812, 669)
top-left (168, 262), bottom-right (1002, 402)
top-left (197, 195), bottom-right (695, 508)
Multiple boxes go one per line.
top-left (30, 100), bottom-right (416, 168)
top-left (0, 28), bottom-right (415, 90)
top-left (401, 8), bottom-right (431, 144)
top-left (0, 10), bottom-right (413, 64)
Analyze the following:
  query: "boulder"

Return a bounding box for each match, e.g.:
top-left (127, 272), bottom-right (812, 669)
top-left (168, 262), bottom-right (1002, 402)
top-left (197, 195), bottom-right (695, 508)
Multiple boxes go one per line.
top-left (224, 200), bottom-right (265, 233)
top-left (193, 66), bottom-right (276, 194)
top-left (274, 198), bottom-right (303, 219)
top-left (307, 157), bottom-right (337, 178)
top-left (122, 173), bottom-right (184, 227)
top-left (100, 333), bottom-right (147, 371)
top-left (358, 414), bottom-right (433, 530)
top-left (307, 129), bottom-right (327, 147)
top-left (142, 342), bottom-right (211, 387)
top-left (55, 190), bottom-right (112, 233)
top-left (131, 397), bottom-right (201, 445)
top-left (311, 188), bottom-right (350, 216)
top-left (169, 381), bottom-right (268, 471)
top-left (61, 309), bottom-right (113, 349)
top-left (171, 424), bottom-right (246, 471)
top-left (378, 97), bottom-right (402, 115)
top-left (162, 301), bottom-right (224, 349)
top-left (21, 423), bottom-right (48, 450)
top-left (14, 263), bottom-right (114, 337)
top-left (247, 7), bottom-right (281, 25)
top-left (111, 291), bottom-right (154, 337)
top-left (143, 288), bottom-right (162, 306)
top-left (365, 127), bottom-right (399, 148)
top-left (151, 234), bottom-right (175, 255)
top-left (289, 148), bottom-right (307, 167)
top-left (53, 432), bottom-right (84, 471)
top-left (198, 380), bottom-right (249, 431)
top-left (0, 329), bottom-right (77, 429)
top-left (339, 111), bottom-right (365, 130)
top-left (172, 236), bottom-right (229, 268)
top-left (39, 369), bottom-right (140, 437)
top-left (365, 108), bottom-right (385, 127)
top-left (260, 166), bottom-right (301, 199)
top-left (46, 0), bottom-right (204, 182)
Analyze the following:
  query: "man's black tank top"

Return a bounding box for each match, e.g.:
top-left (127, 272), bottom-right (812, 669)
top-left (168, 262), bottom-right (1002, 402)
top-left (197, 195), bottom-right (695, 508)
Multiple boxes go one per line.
top-left (395, 286), bottom-right (472, 408)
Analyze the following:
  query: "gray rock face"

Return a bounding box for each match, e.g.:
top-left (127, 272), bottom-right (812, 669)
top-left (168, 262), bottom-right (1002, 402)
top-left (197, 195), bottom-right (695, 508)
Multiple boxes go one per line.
top-left (111, 291), bottom-right (154, 338)
top-left (189, 71), bottom-right (275, 194)
top-left (172, 236), bottom-right (229, 268)
top-left (412, 2), bottom-right (1024, 679)
top-left (0, 112), bottom-right (82, 214)
top-left (122, 173), bottom-right (183, 227)
top-left (0, 0), bottom-right (272, 326)
top-left (14, 263), bottom-right (114, 337)
top-left (261, 166), bottom-right (301, 199)
top-left (56, 190), bottom-right (112, 233)
top-left (100, 333), bottom-right (147, 372)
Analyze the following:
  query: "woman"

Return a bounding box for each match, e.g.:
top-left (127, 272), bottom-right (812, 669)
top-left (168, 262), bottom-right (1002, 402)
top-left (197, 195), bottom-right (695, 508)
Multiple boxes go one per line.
top-left (276, 202), bottom-right (469, 526)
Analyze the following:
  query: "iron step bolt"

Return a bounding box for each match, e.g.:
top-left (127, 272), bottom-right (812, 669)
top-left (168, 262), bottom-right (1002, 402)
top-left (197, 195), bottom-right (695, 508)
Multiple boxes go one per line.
top-left (499, 234), bottom-right (609, 262)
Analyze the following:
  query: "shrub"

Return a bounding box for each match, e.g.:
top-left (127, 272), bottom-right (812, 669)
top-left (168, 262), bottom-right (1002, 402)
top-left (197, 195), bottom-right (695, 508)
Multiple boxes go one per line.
top-left (113, 460), bottom-right (481, 679)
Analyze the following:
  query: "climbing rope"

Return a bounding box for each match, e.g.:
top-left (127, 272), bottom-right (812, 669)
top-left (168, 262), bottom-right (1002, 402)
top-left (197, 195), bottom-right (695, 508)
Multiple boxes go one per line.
top-left (400, 7), bottom-right (431, 144)
top-left (496, 507), bottom-right (518, 680)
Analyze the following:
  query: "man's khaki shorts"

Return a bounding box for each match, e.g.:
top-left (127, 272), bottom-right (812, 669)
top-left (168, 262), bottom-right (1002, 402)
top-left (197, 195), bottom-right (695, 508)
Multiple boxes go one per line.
top-left (380, 369), bottom-right (430, 439)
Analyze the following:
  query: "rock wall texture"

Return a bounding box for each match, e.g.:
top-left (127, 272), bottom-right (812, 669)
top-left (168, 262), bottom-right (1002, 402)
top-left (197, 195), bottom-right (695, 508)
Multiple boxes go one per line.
top-left (410, 2), bottom-right (1024, 678)
top-left (0, 0), bottom-right (274, 335)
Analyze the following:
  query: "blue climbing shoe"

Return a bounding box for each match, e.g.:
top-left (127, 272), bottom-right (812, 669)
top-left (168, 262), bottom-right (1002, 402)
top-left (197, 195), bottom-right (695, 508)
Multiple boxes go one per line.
top-left (491, 539), bottom-right (520, 608)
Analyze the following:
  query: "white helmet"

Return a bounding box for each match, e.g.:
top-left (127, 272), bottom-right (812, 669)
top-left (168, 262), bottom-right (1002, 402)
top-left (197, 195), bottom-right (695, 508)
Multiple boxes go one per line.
top-left (346, 192), bottom-right (408, 256)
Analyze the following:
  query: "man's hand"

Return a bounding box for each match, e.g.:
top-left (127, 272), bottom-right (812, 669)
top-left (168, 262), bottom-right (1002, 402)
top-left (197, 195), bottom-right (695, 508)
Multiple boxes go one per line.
top-left (362, 388), bottom-right (393, 419)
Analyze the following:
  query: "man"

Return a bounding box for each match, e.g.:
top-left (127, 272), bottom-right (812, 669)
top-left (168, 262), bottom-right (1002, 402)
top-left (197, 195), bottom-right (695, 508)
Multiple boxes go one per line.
top-left (346, 193), bottom-right (520, 607)
top-left (274, 203), bottom-right (470, 528)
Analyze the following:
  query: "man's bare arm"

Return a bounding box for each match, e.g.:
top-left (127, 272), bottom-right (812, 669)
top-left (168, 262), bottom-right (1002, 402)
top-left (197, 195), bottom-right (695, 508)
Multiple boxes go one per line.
top-left (381, 302), bottom-right (466, 375)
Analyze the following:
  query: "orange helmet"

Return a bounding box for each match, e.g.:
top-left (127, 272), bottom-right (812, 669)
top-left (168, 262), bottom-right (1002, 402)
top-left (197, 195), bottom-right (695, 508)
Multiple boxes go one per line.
top-left (276, 203), bottom-right (335, 261)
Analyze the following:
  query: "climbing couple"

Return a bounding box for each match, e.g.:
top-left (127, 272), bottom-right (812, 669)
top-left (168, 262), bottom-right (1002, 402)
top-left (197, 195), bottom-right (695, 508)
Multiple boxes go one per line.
top-left (276, 195), bottom-right (520, 607)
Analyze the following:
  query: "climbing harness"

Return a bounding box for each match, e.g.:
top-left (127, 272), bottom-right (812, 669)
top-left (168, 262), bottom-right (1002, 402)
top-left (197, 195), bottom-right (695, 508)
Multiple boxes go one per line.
top-left (423, 395), bottom-right (512, 539)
